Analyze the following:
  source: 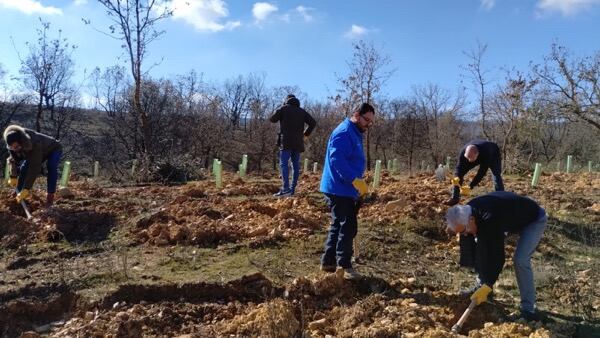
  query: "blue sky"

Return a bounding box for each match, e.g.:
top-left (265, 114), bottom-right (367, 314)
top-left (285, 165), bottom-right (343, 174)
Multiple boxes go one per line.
top-left (1, 0), bottom-right (599, 104)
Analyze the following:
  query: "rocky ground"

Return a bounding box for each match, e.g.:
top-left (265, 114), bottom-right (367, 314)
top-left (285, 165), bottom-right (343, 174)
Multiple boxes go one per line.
top-left (0, 170), bottom-right (598, 337)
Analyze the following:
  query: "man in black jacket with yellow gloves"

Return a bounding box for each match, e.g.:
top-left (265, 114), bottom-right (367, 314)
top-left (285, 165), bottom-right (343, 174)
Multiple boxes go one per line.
top-left (445, 140), bottom-right (503, 206)
top-left (445, 191), bottom-right (547, 321)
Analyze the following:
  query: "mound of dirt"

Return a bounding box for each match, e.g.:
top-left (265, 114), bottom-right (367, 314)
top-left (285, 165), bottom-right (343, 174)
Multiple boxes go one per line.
top-left (219, 299), bottom-right (299, 338)
top-left (135, 194), bottom-right (326, 246)
top-left (0, 212), bottom-right (37, 248)
top-left (38, 273), bottom-right (561, 338)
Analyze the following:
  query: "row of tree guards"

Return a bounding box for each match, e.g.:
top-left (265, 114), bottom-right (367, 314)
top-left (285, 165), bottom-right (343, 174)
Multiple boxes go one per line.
top-left (3, 159), bottom-right (73, 189)
top-left (1, 154), bottom-right (595, 190)
top-left (531, 156), bottom-right (595, 187)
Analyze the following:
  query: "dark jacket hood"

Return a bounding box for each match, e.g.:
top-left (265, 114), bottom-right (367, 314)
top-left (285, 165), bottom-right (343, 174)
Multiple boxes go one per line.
top-left (286, 97), bottom-right (300, 107)
top-left (3, 125), bottom-right (32, 151)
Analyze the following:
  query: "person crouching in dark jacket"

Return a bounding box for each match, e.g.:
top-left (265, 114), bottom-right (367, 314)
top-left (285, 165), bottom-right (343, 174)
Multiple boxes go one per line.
top-left (445, 191), bottom-right (547, 322)
top-left (3, 125), bottom-right (63, 207)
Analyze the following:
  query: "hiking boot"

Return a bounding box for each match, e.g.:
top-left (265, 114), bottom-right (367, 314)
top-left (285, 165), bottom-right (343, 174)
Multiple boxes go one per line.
top-left (335, 268), bottom-right (362, 280)
top-left (320, 264), bottom-right (336, 273)
top-left (519, 310), bottom-right (541, 322)
top-left (273, 189), bottom-right (292, 197)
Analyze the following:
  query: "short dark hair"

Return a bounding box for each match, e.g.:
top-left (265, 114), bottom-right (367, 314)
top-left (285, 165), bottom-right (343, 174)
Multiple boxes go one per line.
top-left (356, 102), bottom-right (375, 115)
top-left (286, 94), bottom-right (296, 100)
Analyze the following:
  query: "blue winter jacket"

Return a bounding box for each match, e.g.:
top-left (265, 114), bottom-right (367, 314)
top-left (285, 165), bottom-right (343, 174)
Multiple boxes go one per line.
top-left (320, 118), bottom-right (366, 199)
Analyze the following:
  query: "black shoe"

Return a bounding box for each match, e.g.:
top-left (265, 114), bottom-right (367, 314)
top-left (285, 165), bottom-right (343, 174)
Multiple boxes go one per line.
top-left (519, 310), bottom-right (541, 322)
top-left (273, 189), bottom-right (292, 197)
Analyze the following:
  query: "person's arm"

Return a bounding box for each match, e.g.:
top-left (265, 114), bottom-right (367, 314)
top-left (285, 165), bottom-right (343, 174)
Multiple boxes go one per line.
top-left (7, 150), bottom-right (19, 178)
top-left (329, 133), bottom-right (358, 183)
top-left (269, 107), bottom-right (282, 123)
top-left (470, 164), bottom-right (489, 188)
top-left (22, 146), bottom-right (43, 190)
top-left (303, 111), bottom-right (317, 136)
top-left (455, 149), bottom-right (475, 184)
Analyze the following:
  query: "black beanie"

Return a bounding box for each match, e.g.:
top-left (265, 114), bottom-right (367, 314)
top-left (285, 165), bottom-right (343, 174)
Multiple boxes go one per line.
top-left (5, 131), bottom-right (22, 146)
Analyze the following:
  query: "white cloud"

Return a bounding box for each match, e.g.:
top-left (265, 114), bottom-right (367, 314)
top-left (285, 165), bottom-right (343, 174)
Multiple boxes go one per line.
top-left (159, 0), bottom-right (241, 32)
top-left (536, 0), bottom-right (600, 16)
top-left (252, 2), bottom-right (278, 23)
top-left (344, 24), bottom-right (369, 39)
top-left (296, 5), bottom-right (313, 22)
top-left (73, 0), bottom-right (88, 6)
top-left (480, 0), bottom-right (496, 10)
top-left (0, 0), bottom-right (62, 15)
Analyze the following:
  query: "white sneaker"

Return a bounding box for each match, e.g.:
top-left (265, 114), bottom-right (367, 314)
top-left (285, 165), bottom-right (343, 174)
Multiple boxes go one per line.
top-left (342, 268), bottom-right (362, 280)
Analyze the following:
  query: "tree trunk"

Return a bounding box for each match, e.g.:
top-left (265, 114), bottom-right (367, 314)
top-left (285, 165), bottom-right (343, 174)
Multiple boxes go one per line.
top-left (36, 98), bottom-right (43, 132)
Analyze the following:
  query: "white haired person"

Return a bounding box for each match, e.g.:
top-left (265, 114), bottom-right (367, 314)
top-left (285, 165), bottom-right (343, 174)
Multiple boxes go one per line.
top-left (445, 140), bottom-right (504, 206)
top-left (445, 191), bottom-right (547, 321)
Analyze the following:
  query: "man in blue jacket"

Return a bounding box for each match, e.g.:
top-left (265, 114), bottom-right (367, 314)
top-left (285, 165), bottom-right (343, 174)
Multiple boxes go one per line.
top-left (445, 140), bottom-right (504, 206)
top-left (319, 103), bottom-right (374, 280)
top-left (445, 191), bottom-right (547, 321)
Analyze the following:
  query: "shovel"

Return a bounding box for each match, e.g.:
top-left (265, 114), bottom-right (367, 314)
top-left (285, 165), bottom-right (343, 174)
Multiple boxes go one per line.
top-left (451, 299), bottom-right (476, 333)
top-left (20, 200), bottom-right (33, 220)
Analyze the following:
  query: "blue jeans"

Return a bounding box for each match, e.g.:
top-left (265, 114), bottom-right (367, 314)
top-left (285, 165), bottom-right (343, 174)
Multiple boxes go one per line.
top-left (321, 194), bottom-right (358, 269)
top-left (16, 151), bottom-right (62, 193)
top-left (490, 156), bottom-right (505, 192)
top-left (513, 208), bottom-right (547, 312)
top-left (279, 150), bottom-right (300, 192)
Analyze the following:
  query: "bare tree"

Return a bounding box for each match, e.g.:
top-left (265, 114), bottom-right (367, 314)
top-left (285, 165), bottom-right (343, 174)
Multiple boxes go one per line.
top-left (95, 0), bottom-right (172, 162)
top-left (485, 71), bottom-right (539, 171)
top-left (413, 84), bottom-right (466, 166)
top-left (0, 64), bottom-right (28, 137)
top-left (463, 40), bottom-right (492, 138)
top-left (335, 40), bottom-right (396, 169)
top-left (18, 20), bottom-right (76, 132)
top-left (533, 44), bottom-right (600, 131)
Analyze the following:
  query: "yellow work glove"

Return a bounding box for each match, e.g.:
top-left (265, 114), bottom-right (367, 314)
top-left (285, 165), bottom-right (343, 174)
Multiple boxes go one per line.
top-left (352, 178), bottom-right (369, 197)
top-left (460, 185), bottom-right (471, 197)
top-left (7, 177), bottom-right (18, 188)
top-left (470, 284), bottom-right (492, 305)
top-left (16, 189), bottom-right (31, 203)
top-left (451, 177), bottom-right (460, 186)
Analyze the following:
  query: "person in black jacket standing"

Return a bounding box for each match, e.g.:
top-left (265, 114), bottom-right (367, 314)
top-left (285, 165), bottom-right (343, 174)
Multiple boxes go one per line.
top-left (270, 94), bottom-right (317, 196)
top-left (445, 191), bottom-right (547, 321)
top-left (445, 140), bottom-right (504, 206)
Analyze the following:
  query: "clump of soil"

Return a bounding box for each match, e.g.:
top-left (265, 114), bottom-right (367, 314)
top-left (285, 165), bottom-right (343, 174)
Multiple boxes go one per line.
top-left (134, 194), bottom-right (326, 247)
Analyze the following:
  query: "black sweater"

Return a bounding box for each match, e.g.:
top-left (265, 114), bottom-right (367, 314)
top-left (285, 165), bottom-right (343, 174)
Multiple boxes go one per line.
top-left (269, 97), bottom-right (316, 152)
top-left (455, 140), bottom-right (501, 188)
top-left (468, 191), bottom-right (542, 286)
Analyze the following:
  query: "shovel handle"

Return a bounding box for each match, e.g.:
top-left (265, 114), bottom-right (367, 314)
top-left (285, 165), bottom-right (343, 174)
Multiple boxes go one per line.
top-left (20, 200), bottom-right (33, 220)
top-left (451, 299), bottom-right (477, 333)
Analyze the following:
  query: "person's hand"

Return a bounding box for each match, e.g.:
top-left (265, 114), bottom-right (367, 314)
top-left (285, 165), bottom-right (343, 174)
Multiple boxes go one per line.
top-left (460, 185), bottom-right (471, 197)
top-left (7, 177), bottom-right (17, 187)
top-left (451, 177), bottom-right (460, 186)
top-left (16, 189), bottom-right (31, 203)
top-left (352, 178), bottom-right (369, 197)
top-left (470, 284), bottom-right (492, 305)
